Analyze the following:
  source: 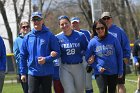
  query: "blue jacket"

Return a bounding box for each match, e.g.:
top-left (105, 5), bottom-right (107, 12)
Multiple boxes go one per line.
top-left (0, 36), bottom-right (6, 71)
top-left (85, 34), bottom-right (123, 76)
top-left (108, 24), bottom-right (131, 59)
top-left (56, 30), bottom-right (88, 64)
top-left (79, 29), bottom-right (91, 41)
top-left (20, 25), bottom-right (61, 76)
top-left (13, 34), bottom-right (24, 74)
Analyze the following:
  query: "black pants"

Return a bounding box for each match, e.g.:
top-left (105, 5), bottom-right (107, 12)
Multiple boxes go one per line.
top-left (95, 74), bottom-right (118, 93)
top-left (28, 75), bottom-right (52, 93)
top-left (19, 74), bottom-right (28, 93)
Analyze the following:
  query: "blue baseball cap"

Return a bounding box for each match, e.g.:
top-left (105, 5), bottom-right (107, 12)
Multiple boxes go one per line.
top-left (70, 17), bottom-right (80, 23)
top-left (31, 12), bottom-right (43, 19)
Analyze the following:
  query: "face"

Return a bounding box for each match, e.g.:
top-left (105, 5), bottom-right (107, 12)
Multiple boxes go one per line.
top-left (102, 16), bottom-right (112, 27)
top-left (59, 19), bottom-right (71, 32)
top-left (96, 23), bottom-right (105, 38)
top-left (71, 21), bottom-right (79, 30)
top-left (32, 16), bottom-right (43, 30)
top-left (20, 24), bottom-right (30, 35)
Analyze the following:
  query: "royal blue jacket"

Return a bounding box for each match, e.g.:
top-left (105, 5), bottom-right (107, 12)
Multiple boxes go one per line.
top-left (85, 34), bottom-right (123, 76)
top-left (56, 30), bottom-right (88, 64)
top-left (20, 25), bottom-right (60, 76)
top-left (108, 24), bottom-right (131, 59)
top-left (0, 36), bottom-right (6, 71)
top-left (13, 34), bottom-right (24, 74)
top-left (79, 29), bottom-right (90, 41)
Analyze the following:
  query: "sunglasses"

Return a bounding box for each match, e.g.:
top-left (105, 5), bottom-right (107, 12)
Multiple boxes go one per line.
top-left (96, 27), bottom-right (105, 30)
top-left (22, 26), bottom-right (29, 29)
top-left (32, 18), bottom-right (42, 22)
top-left (102, 17), bottom-right (111, 20)
top-left (58, 15), bottom-right (69, 20)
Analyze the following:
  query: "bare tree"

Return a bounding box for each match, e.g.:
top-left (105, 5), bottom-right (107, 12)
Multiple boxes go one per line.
top-left (0, 0), bottom-right (31, 52)
top-left (77, 0), bottom-right (92, 30)
top-left (12, 0), bottom-right (30, 35)
top-left (0, 0), bottom-right (13, 52)
top-left (125, 0), bottom-right (139, 40)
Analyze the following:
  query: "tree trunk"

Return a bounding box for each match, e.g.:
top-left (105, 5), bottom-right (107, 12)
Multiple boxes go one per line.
top-left (77, 0), bottom-right (92, 31)
top-left (125, 0), bottom-right (139, 40)
top-left (0, 1), bottom-right (13, 52)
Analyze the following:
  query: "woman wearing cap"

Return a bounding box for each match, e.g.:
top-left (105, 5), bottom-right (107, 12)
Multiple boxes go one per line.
top-left (13, 20), bottom-right (30, 93)
top-left (85, 19), bottom-right (123, 93)
top-left (56, 15), bottom-right (88, 93)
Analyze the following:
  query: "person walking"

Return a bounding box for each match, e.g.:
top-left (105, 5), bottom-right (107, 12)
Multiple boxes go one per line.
top-left (57, 15), bottom-right (88, 93)
top-left (70, 16), bottom-right (94, 93)
top-left (20, 11), bottom-right (60, 93)
top-left (85, 19), bottom-right (123, 93)
top-left (133, 32), bottom-right (140, 93)
top-left (0, 35), bottom-right (6, 93)
top-left (13, 20), bottom-right (30, 93)
top-left (101, 12), bottom-right (131, 93)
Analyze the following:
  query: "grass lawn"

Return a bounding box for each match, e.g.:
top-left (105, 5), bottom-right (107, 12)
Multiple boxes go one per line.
top-left (2, 73), bottom-right (138, 93)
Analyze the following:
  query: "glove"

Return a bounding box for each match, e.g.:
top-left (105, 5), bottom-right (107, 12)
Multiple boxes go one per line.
top-left (86, 65), bottom-right (92, 73)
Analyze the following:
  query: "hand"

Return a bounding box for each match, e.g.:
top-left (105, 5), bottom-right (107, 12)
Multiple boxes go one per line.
top-left (38, 57), bottom-right (46, 64)
top-left (136, 62), bottom-right (139, 68)
top-left (86, 65), bottom-right (92, 73)
top-left (21, 75), bottom-right (27, 82)
top-left (123, 58), bottom-right (129, 64)
top-left (50, 51), bottom-right (57, 57)
top-left (99, 67), bottom-right (106, 73)
top-left (88, 55), bottom-right (95, 64)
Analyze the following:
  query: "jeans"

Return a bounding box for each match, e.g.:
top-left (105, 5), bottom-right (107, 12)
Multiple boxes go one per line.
top-left (28, 75), bottom-right (52, 93)
top-left (95, 74), bottom-right (118, 93)
top-left (0, 71), bottom-right (5, 93)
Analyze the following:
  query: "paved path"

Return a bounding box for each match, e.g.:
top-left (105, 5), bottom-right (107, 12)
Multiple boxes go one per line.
top-left (4, 80), bottom-right (17, 84)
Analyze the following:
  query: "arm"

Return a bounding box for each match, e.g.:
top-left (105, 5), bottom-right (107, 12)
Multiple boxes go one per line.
top-left (45, 35), bottom-right (61, 62)
top-left (13, 39), bottom-right (20, 64)
top-left (115, 38), bottom-right (123, 76)
top-left (20, 38), bottom-right (28, 75)
top-left (121, 30), bottom-right (131, 60)
top-left (133, 41), bottom-right (139, 67)
top-left (0, 37), bottom-right (6, 69)
top-left (81, 34), bottom-right (88, 51)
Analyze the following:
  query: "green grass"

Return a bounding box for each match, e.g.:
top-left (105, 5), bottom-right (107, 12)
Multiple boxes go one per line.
top-left (2, 73), bottom-right (138, 93)
top-left (4, 73), bottom-right (17, 80)
top-left (3, 83), bottom-right (22, 93)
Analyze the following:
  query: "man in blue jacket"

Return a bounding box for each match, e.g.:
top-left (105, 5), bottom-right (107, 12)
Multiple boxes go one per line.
top-left (101, 12), bottom-right (131, 93)
top-left (20, 12), bottom-right (60, 93)
top-left (0, 36), bottom-right (6, 93)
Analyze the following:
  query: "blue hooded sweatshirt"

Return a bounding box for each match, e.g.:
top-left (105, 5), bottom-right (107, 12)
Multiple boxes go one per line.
top-left (0, 36), bottom-right (6, 71)
top-left (20, 25), bottom-right (60, 76)
top-left (85, 34), bottom-right (123, 76)
top-left (13, 34), bottom-right (24, 74)
top-left (108, 24), bottom-right (131, 59)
